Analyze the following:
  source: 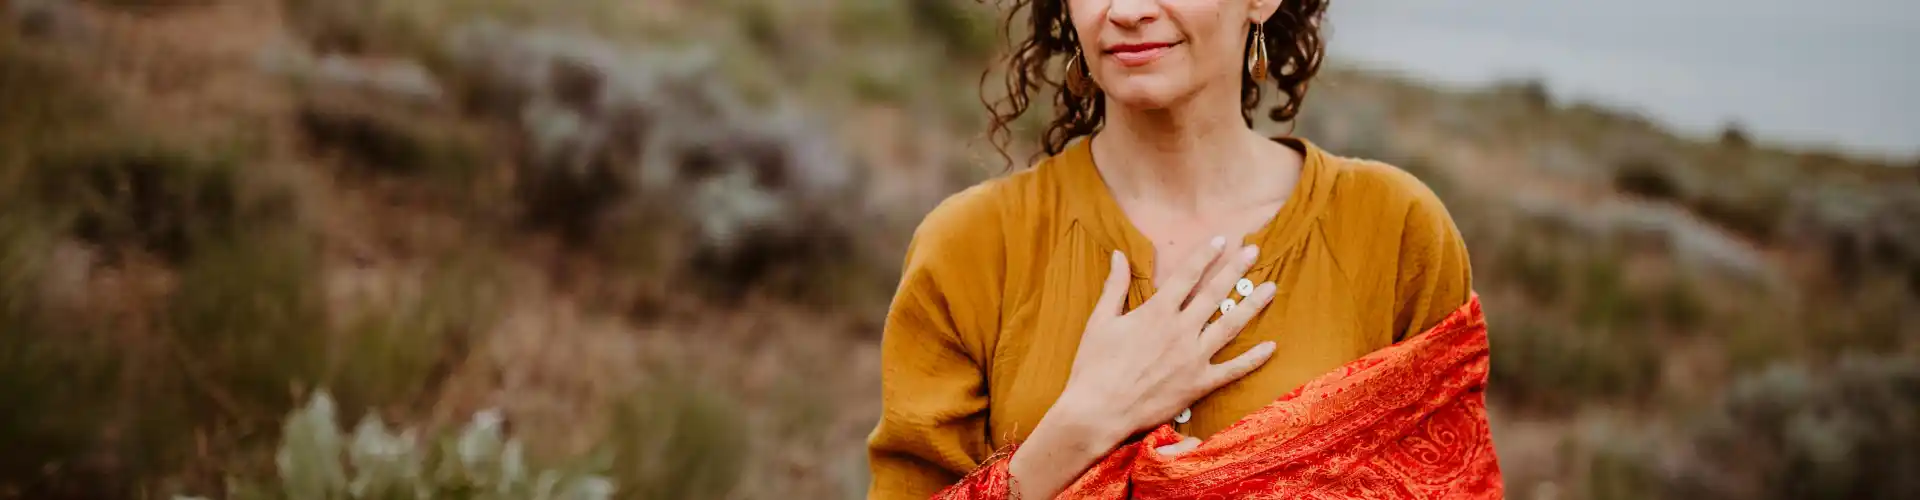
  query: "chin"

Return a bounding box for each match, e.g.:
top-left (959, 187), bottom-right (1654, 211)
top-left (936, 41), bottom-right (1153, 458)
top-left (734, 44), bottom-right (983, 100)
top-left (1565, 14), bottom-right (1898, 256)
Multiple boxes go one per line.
top-left (1102, 78), bottom-right (1187, 111)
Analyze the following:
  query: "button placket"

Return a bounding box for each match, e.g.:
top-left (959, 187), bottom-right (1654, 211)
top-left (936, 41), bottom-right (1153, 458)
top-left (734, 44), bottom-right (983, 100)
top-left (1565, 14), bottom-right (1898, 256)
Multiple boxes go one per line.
top-left (1181, 274), bottom-right (1264, 427)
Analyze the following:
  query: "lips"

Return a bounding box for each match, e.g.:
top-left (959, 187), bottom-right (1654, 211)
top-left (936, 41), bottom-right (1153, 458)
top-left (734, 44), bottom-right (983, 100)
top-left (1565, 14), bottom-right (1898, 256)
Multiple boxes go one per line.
top-left (1105, 41), bottom-right (1179, 67)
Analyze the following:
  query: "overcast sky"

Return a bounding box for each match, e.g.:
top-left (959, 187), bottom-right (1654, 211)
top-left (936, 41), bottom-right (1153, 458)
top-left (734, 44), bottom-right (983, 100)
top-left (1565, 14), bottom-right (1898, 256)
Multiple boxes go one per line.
top-left (1325, 0), bottom-right (1918, 159)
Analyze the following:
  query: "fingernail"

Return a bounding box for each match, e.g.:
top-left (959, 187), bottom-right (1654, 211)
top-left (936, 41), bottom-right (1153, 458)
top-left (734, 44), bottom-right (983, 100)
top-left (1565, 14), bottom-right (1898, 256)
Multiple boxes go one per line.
top-left (1210, 236), bottom-right (1226, 249)
top-left (1260, 282), bottom-right (1278, 297)
top-left (1241, 245), bottom-right (1259, 261)
top-left (1255, 341), bottom-right (1277, 355)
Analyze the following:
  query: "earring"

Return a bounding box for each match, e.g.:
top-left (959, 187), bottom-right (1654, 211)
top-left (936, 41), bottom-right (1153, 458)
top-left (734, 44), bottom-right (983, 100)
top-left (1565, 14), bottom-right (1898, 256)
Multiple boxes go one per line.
top-left (1066, 50), bottom-right (1096, 97)
top-left (1247, 23), bottom-right (1270, 83)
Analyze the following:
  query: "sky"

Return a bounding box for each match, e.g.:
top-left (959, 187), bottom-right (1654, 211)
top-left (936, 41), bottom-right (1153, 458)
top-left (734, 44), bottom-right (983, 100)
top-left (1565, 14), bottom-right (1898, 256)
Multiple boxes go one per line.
top-left (1325, 0), bottom-right (1919, 159)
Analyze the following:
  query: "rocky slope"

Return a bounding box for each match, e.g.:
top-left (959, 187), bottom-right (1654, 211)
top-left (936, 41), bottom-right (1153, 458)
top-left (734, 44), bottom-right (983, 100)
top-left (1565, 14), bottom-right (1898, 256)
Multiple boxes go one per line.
top-left (1, 0), bottom-right (1915, 498)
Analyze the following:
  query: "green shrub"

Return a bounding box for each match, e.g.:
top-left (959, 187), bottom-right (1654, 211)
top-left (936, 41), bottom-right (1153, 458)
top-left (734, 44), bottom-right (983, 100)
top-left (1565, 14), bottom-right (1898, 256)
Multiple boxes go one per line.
top-left (1490, 316), bottom-right (1662, 410)
top-left (164, 232), bottom-right (503, 444)
top-left (1503, 240), bottom-right (1568, 303)
top-left (849, 62), bottom-right (911, 103)
top-left (1719, 122), bottom-right (1751, 149)
top-left (280, 0), bottom-right (446, 56)
top-left (1724, 315), bottom-right (1796, 373)
top-left (0, 31), bottom-right (105, 155)
top-left (1, 39), bottom-right (320, 491)
top-left (0, 214), bottom-right (126, 494)
top-left (1817, 278), bottom-right (1914, 357)
top-left (1575, 258), bottom-right (1650, 330)
top-left (1614, 157), bottom-right (1683, 201)
top-left (79, 235), bottom-right (502, 495)
top-left (279, 0), bottom-right (597, 57)
top-left (181, 391), bottom-right (615, 500)
top-left (167, 231), bottom-right (330, 419)
top-left (327, 250), bottom-right (505, 414)
top-left (32, 137), bottom-right (284, 263)
top-left (1665, 356), bottom-right (1920, 499)
top-left (906, 0), bottom-right (997, 60)
top-left (1579, 438), bottom-right (1667, 500)
top-left (602, 378), bottom-right (749, 500)
top-left (1656, 278), bottom-right (1708, 330)
top-left (0, 325), bottom-right (121, 491)
top-left (84, 0), bottom-right (212, 9)
top-left (296, 96), bottom-right (487, 183)
top-left (1686, 189), bottom-right (1787, 242)
top-left (1490, 77), bottom-right (1553, 112)
top-left (0, 212), bottom-right (54, 325)
top-left (832, 0), bottom-right (914, 43)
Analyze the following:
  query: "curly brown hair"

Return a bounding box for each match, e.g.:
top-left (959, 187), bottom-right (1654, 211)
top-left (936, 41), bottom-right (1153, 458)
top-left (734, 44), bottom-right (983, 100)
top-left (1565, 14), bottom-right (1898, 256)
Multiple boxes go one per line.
top-left (981, 0), bottom-right (1328, 167)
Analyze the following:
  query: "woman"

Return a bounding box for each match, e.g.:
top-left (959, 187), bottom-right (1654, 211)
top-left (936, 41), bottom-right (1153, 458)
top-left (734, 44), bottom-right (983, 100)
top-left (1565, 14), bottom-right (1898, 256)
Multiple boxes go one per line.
top-left (867, 0), bottom-right (1501, 497)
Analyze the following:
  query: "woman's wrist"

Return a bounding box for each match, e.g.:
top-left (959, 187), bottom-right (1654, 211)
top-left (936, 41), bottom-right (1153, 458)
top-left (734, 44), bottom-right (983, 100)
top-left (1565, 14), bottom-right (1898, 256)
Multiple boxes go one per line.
top-left (1044, 390), bottom-right (1130, 451)
top-left (1005, 392), bottom-right (1128, 498)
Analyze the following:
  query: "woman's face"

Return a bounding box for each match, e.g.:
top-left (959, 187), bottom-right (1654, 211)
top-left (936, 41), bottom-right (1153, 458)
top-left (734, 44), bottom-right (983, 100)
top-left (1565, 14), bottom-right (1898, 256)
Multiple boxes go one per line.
top-left (1068, 0), bottom-right (1279, 111)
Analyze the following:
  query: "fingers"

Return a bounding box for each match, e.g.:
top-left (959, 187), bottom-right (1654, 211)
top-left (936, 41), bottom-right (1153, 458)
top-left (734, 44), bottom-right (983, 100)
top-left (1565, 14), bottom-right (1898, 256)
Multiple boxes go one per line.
top-left (1154, 436), bottom-right (1203, 457)
top-left (1198, 281), bottom-right (1277, 352)
top-left (1092, 250), bottom-right (1133, 317)
top-left (1181, 244), bottom-right (1261, 323)
top-left (1205, 341), bottom-right (1277, 389)
top-left (1151, 236), bottom-right (1229, 312)
top-left (1178, 244), bottom-right (1234, 310)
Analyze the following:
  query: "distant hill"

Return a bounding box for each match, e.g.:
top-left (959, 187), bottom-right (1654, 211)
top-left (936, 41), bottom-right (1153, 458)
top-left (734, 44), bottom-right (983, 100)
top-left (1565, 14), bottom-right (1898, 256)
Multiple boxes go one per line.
top-left (1, 0), bottom-right (1913, 498)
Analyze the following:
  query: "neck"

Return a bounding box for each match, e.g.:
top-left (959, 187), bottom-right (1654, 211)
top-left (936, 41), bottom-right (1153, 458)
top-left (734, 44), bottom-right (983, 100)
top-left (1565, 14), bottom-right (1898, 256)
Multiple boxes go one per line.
top-left (1092, 88), bottom-right (1269, 214)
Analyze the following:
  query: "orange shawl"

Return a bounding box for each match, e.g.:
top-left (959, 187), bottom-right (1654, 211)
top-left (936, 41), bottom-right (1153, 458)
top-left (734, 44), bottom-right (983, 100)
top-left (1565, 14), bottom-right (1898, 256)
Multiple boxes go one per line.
top-left (936, 296), bottom-right (1502, 499)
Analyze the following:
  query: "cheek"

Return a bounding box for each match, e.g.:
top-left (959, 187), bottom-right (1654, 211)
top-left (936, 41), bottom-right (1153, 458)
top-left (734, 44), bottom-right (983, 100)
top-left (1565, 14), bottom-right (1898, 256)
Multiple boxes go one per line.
top-left (1164, 36), bottom-right (1237, 91)
top-left (1167, 11), bottom-right (1246, 87)
top-left (1066, 0), bottom-right (1107, 49)
top-left (1193, 34), bottom-right (1249, 88)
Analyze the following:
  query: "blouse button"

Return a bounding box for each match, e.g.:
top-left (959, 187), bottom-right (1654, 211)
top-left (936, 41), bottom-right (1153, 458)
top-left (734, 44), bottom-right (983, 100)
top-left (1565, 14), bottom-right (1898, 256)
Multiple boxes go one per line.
top-left (1236, 278), bottom-right (1255, 296)
top-left (1219, 298), bottom-right (1236, 314)
top-left (1174, 407), bottom-right (1192, 424)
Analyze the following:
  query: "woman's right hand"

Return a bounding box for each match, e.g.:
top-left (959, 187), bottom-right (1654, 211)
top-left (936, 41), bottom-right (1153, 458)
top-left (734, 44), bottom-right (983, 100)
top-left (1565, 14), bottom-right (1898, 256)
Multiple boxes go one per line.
top-left (1056, 236), bottom-right (1279, 442)
top-left (1005, 236), bottom-right (1278, 499)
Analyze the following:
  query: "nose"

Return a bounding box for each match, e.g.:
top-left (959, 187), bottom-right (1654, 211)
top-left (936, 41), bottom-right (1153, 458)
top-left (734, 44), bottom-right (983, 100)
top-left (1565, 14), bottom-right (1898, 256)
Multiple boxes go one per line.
top-left (1106, 0), bottom-right (1160, 28)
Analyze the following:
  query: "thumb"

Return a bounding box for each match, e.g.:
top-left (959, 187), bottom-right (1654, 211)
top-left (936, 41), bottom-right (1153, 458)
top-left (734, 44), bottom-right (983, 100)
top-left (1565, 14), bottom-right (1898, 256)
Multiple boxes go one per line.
top-left (1154, 436), bottom-right (1203, 457)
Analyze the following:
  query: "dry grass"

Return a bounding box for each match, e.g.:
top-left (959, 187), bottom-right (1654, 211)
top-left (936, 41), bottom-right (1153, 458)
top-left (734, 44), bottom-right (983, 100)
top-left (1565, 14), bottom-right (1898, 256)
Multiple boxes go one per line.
top-left (5, 0), bottom-right (1916, 498)
top-left (602, 378), bottom-right (751, 500)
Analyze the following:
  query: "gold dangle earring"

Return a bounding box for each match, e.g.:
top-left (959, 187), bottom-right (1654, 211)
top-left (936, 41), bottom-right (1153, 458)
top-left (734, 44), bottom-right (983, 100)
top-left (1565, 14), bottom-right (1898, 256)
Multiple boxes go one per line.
top-left (1066, 49), bottom-right (1096, 97)
top-left (1247, 23), bottom-right (1270, 83)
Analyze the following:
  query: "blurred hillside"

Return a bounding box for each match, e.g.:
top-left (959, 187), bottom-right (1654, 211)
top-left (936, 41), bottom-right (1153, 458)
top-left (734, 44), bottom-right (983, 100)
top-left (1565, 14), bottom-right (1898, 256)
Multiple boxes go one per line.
top-left (1, 0), bottom-right (1915, 499)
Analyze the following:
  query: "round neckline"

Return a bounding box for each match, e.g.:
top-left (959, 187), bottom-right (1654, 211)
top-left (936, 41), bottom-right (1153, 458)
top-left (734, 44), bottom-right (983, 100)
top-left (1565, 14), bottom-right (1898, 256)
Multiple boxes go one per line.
top-left (1059, 135), bottom-right (1336, 285)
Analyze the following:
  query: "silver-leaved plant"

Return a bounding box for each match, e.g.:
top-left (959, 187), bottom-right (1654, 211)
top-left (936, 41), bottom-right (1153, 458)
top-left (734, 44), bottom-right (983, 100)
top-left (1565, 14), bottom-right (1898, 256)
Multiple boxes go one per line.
top-left (179, 391), bottom-right (613, 500)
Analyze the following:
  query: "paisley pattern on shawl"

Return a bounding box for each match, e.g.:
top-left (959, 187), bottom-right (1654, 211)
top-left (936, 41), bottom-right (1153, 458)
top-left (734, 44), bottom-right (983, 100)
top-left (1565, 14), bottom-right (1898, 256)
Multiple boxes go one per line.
top-left (935, 296), bottom-right (1501, 499)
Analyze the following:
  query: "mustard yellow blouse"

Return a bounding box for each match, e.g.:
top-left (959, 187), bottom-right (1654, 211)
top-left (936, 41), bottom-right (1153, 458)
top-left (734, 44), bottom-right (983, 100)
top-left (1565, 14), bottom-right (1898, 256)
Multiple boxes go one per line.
top-left (866, 137), bottom-right (1473, 499)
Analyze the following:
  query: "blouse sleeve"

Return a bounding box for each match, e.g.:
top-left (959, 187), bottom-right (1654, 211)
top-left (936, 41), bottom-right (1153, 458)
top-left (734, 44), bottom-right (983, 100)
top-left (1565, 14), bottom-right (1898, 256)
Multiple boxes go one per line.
top-left (1389, 172), bottom-right (1474, 341)
top-left (867, 183), bottom-right (1009, 499)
